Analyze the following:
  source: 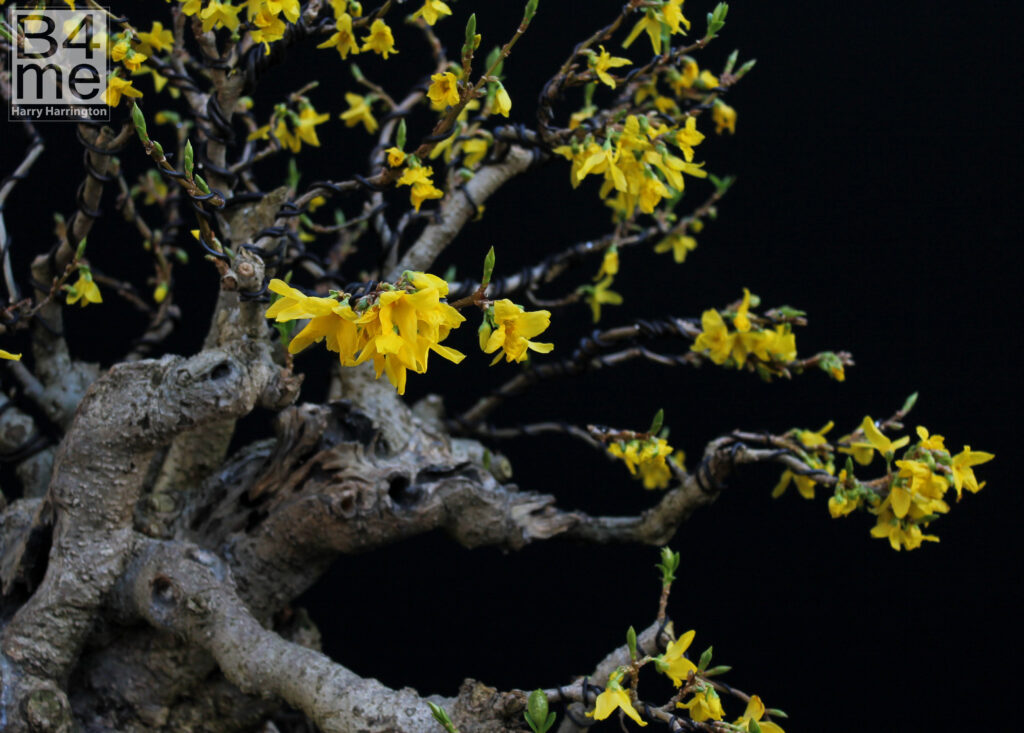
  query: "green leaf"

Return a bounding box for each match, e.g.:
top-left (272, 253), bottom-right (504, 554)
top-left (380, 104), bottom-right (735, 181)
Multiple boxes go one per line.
top-left (724, 49), bottom-right (739, 75)
top-left (902, 392), bottom-right (919, 414)
top-left (648, 408), bottom-right (664, 436)
top-left (464, 13), bottom-right (477, 46)
top-left (543, 711), bottom-right (556, 732)
top-left (524, 0), bottom-right (539, 22)
top-left (486, 46), bottom-right (504, 77)
top-left (396, 119), bottom-right (407, 149)
top-left (183, 139), bottom-right (194, 179)
top-left (427, 701), bottom-right (458, 732)
top-left (524, 689), bottom-right (550, 733)
top-left (626, 626), bottom-right (638, 661)
top-left (767, 708), bottom-right (789, 719)
top-left (286, 157), bottom-right (301, 191)
top-left (481, 246), bottom-right (496, 288)
top-left (76, 238), bottom-right (88, 259)
top-left (749, 719), bottom-right (762, 733)
top-left (697, 646), bottom-right (713, 672)
top-left (703, 664), bottom-right (731, 676)
top-left (131, 103), bottom-right (148, 141)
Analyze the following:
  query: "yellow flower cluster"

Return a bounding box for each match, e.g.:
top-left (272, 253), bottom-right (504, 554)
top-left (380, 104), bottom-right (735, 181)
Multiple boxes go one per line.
top-left (608, 436), bottom-right (674, 490)
top-left (776, 413), bottom-right (994, 551)
top-left (849, 418), bottom-right (993, 551)
top-left (590, 625), bottom-right (785, 731)
top-left (317, 1), bottom-right (397, 59)
top-left (266, 272), bottom-right (465, 395)
top-left (691, 289), bottom-right (797, 367)
top-left (554, 114), bottom-right (707, 220)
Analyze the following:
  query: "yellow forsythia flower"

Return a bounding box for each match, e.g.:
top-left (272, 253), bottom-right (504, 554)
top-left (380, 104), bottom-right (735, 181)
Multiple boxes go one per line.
top-left (361, 19), bottom-right (397, 58)
top-left (339, 93), bottom-right (378, 133)
top-left (654, 629), bottom-right (697, 686)
top-left (66, 270), bottom-right (102, 307)
top-left (479, 300), bottom-right (553, 365)
top-left (654, 233), bottom-right (697, 263)
top-left (678, 687), bottom-right (724, 722)
top-left (712, 100), bottom-right (737, 134)
top-left (0, 350), bottom-right (22, 361)
top-left (199, 1), bottom-right (242, 32)
top-left (587, 669), bottom-right (646, 727)
top-left (103, 75), bottom-right (143, 107)
top-left (734, 695), bottom-right (785, 733)
top-left (427, 72), bottom-right (460, 108)
top-left (950, 446), bottom-right (994, 499)
top-left (411, 0), bottom-right (452, 25)
top-left (317, 13), bottom-right (360, 58)
top-left (590, 45), bottom-right (631, 88)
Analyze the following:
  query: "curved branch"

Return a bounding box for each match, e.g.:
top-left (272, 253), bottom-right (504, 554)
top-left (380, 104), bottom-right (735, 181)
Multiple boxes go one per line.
top-left (118, 538), bottom-right (525, 733)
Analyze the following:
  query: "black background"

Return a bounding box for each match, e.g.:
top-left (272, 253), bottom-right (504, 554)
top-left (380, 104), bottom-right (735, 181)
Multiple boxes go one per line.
top-left (2, 1), bottom-right (1022, 731)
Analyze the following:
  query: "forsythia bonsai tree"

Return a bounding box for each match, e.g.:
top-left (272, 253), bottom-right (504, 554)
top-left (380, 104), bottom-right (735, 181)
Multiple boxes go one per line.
top-left (0, 1), bottom-right (992, 731)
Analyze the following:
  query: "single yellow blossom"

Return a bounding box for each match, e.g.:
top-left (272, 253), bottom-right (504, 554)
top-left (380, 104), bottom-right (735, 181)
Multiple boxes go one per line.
top-left (251, 10), bottom-right (288, 51)
top-left (0, 350), bottom-right (22, 361)
top-left (461, 137), bottom-right (489, 168)
top-left (712, 101), bottom-right (737, 134)
top-left (66, 270), bottom-right (102, 307)
top-left (915, 426), bottom-right (946, 451)
top-left (860, 416), bottom-right (910, 458)
top-left (678, 687), bottom-right (724, 722)
top-left (654, 233), bottom-right (697, 263)
top-left (103, 75), bottom-right (143, 107)
top-left (696, 69), bottom-right (720, 89)
top-left (691, 308), bottom-right (733, 365)
top-left (950, 446), bottom-right (994, 500)
top-left (317, 13), bottom-right (360, 58)
top-left (590, 45), bottom-right (631, 89)
top-left (674, 115), bottom-right (705, 162)
top-left (385, 147), bottom-right (406, 167)
top-left (493, 83), bottom-right (512, 117)
top-left (797, 421), bottom-right (834, 449)
top-left (733, 287), bottom-right (752, 332)
top-left (480, 299), bottom-right (553, 365)
top-left (587, 669), bottom-right (646, 727)
top-left (622, 10), bottom-right (663, 55)
top-left (654, 629), bottom-right (697, 686)
top-left (411, 0), bottom-right (452, 25)
top-left (734, 695), bottom-right (785, 733)
top-left (199, 1), bottom-right (242, 32)
top-left (361, 19), bottom-right (397, 58)
top-left (594, 247), bottom-right (619, 280)
top-left (339, 92), bottom-right (378, 133)
top-left (136, 27), bottom-right (167, 59)
top-left (661, 0), bottom-right (691, 35)
top-left (427, 71), bottom-right (460, 108)
top-left (585, 276), bottom-right (622, 323)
